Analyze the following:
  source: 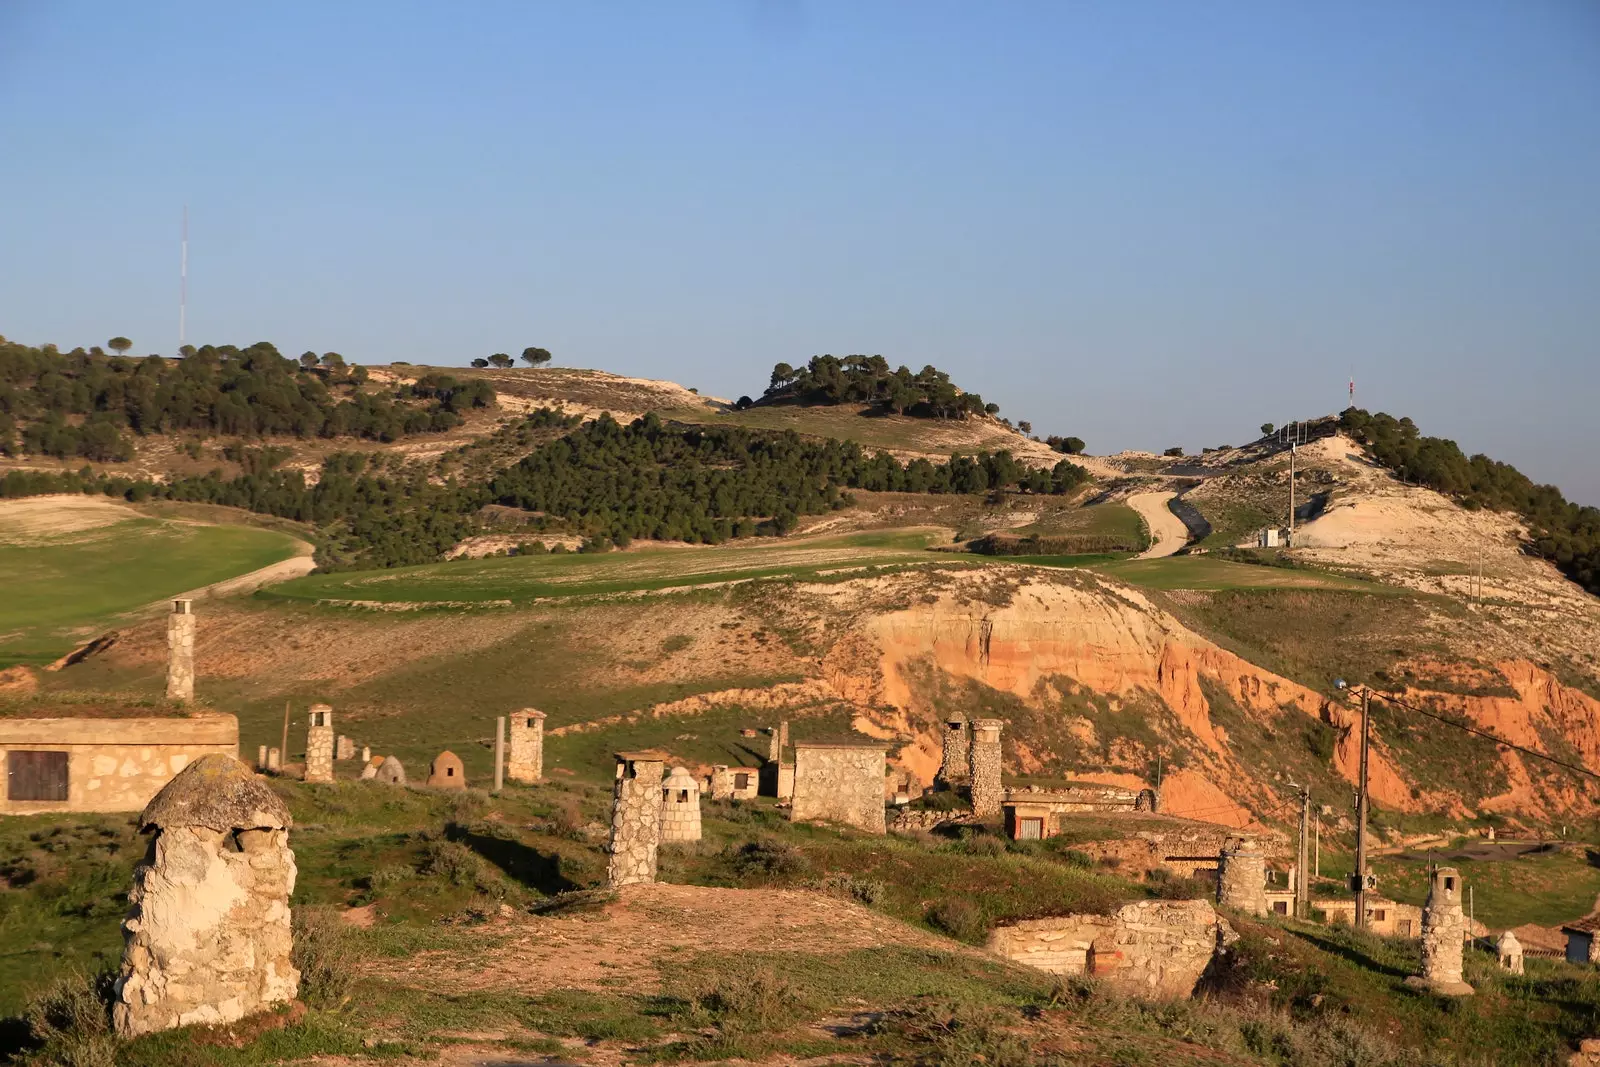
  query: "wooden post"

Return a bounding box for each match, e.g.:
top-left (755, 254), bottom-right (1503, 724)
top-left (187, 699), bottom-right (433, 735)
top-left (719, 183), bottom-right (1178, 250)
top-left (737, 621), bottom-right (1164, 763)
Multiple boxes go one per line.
top-left (281, 701), bottom-right (290, 766)
top-left (494, 716), bottom-right (505, 793)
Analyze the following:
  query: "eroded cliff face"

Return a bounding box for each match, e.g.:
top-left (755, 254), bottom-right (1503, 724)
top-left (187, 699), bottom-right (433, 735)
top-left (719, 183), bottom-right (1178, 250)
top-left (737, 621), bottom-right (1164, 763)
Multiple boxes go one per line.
top-left (804, 570), bottom-right (1600, 827)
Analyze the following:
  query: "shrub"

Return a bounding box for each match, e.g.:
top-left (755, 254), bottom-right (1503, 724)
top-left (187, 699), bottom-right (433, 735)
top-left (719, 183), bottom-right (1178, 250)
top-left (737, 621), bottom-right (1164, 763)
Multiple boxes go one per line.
top-left (727, 840), bottom-right (811, 880)
top-left (804, 873), bottom-right (887, 906)
top-left (873, 1000), bottom-right (1047, 1067)
top-left (682, 970), bottom-right (814, 1034)
top-left (292, 907), bottom-right (359, 1009)
top-left (22, 970), bottom-right (117, 1067)
top-left (926, 898), bottom-right (988, 943)
top-left (421, 839), bottom-right (487, 887)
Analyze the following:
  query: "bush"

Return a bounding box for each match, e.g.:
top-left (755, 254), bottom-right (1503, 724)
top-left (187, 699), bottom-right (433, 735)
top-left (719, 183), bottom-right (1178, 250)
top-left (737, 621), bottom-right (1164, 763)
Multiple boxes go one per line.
top-left (804, 873), bottom-right (887, 907)
top-left (421, 839), bottom-right (488, 887)
top-left (873, 1000), bottom-right (1046, 1067)
top-left (926, 898), bottom-right (988, 943)
top-left (292, 907), bottom-right (359, 1009)
top-left (681, 970), bottom-right (814, 1034)
top-left (727, 840), bottom-right (811, 880)
top-left (22, 970), bottom-right (117, 1067)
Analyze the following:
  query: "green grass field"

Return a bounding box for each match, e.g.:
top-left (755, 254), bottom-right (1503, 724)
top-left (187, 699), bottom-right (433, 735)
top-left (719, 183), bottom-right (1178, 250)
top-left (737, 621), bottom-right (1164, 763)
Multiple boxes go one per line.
top-left (266, 529), bottom-right (952, 606)
top-left (0, 517), bottom-right (302, 666)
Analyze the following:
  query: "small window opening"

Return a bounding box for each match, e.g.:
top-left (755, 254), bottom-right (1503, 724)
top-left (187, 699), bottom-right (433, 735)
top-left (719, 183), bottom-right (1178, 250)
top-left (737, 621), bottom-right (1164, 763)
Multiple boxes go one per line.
top-left (1374, 909), bottom-right (1387, 922)
top-left (526, 718), bottom-right (536, 728)
top-left (734, 773), bottom-right (750, 789)
top-left (678, 789), bottom-right (689, 802)
top-left (223, 831), bottom-right (244, 853)
top-left (1444, 877), bottom-right (1455, 891)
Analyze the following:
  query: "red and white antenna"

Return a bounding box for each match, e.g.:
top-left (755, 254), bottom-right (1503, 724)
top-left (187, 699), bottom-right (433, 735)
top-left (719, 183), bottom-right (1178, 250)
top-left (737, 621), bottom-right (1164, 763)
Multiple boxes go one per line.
top-left (179, 205), bottom-right (188, 352)
top-left (1348, 367), bottom-right (1355, 409)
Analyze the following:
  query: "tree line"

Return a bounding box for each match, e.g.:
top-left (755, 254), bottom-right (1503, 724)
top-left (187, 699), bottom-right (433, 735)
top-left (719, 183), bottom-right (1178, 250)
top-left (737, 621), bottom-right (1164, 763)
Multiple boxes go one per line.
top-left (750, 355), bottom-right (1000, 420)
top-left (0, 338), bottom-right (493, 461)
top-left (1340, 407), bottom-right (1600, 596)
top-left (1, 410), bottom-right (1089, 568)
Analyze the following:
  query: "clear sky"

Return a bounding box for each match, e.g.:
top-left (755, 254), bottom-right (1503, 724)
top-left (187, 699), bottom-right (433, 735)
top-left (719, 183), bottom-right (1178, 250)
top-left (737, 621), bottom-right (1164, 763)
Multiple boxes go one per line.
top-left (2, 2), bottom-right (1597, 501)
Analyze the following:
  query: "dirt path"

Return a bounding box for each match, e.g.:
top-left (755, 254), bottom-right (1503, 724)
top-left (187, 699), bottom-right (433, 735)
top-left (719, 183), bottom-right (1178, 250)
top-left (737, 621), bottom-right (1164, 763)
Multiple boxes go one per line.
top-left (1129, 491), bottom-right (1189, 559)
top-left (166, 539), bottom-right (316, 602)
top-left (367, 883), bottom-right (972, 998)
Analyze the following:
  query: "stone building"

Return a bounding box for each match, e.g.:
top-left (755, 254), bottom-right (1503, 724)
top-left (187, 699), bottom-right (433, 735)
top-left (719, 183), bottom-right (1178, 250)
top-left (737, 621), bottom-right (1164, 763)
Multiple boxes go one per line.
top-left (0, 712), bottom-right (239, 815)
top-left (710, 764), bottom-right (760, 800)
top-left (987, 899), bottom-right (1235, 999)
top-left (1497, 930), bottom-right (1524, 975)
top-left (608, 751), bottom-right (666, 887)
top-left (304, 704), bottom-right (334, 783)
top-left (1315, 896), bottom-right (1422, 937)
top-left (1217, 838), bottom-right (1269, 917)
top-left (335, 735), bottom-right (356, 761)
top-left (113, 755), bottom-right (298, 1036)
top-left (165, 599), bottom-right (196, 703)
top-left (937, 716), bottom-right (970, 788)
top-left (1408, 866), bottom-right (1474, 996)
top-left (659, 765), bottom-right (702, 842)
top-left (1001, 783), bottom-right (1158, 839)
top-left (373, 756), bottom-right (406, 784)
top-left (426, 751), bottom-right (465, 788)
top-left (790, 743), bottom-right (886, 834)
top-left (968, 718), bottom-right (1004, 818)
top-left (507, 708), bottom-right (546, 784)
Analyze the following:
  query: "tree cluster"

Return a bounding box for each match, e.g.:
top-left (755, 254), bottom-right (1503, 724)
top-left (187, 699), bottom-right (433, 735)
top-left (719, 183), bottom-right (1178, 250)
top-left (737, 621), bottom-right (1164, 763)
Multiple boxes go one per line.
top-left (1340, 407), bottom-right (1600, 595)
top-left (760, 355), bottom-right (998, 419)
top-left (0, 339), bottom-right (491, 460)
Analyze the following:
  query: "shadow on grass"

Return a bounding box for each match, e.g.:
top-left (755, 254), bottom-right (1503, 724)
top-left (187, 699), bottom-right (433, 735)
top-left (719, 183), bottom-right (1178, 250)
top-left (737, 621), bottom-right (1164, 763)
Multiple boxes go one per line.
top-left (451, 828), bottom-right (578, 895)
top-left (1286, 927), bottom-right (1413, 980)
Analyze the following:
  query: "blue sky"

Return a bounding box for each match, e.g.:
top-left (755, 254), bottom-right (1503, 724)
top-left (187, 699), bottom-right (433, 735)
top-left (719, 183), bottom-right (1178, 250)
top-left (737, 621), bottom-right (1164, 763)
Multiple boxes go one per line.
top-left (2, 2), bottom-right (1597, 501)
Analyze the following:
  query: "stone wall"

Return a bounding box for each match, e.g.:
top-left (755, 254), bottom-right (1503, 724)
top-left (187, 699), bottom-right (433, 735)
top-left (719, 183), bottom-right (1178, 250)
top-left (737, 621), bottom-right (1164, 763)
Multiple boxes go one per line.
top-left (790, 744), bottom-right (886, 834)
top-left (113, 756), bottom-right (298, 1036)
top-left (889, 808), bottom-right (981, 834)
top-left (165, 600), bottom-right (195, 703)
top-left (0, 715), bottom-right (239, 815)
top-left (1217, 839), bottom-right (1268, 916)
top-left (508, 709), bottom-right (545, 783)
top-left (987, 899), bottom-right (1233, 999)
top-left (969, 719), bottom-right (1003, 817)
top-left (304, 705), bottom-right (334, 783)
top-left (608, 754), bottom-right (665, 886)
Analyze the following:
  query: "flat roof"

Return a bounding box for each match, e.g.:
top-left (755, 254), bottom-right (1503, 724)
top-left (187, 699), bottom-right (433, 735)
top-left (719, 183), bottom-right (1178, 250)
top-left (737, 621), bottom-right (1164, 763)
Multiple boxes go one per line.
top-left (614, 749), bottom-right (670, 762)
top-left (794, 742), bottom-right (886, 750)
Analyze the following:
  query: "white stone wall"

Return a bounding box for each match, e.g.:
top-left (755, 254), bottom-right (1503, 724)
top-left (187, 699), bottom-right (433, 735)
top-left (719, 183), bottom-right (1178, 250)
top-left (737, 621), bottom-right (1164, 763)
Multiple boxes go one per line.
top-left (790, 745), bottom-right (886, 834)
top-left (607, 759), bottom-right (664, 886)
top-left (1217, 843), bottom-right (1268, 916)
top-left (660, 768), bottom-right (702, 843)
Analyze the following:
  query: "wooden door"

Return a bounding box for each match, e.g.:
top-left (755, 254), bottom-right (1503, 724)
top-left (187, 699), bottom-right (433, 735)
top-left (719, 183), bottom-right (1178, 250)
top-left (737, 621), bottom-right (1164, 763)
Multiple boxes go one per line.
top-left (7, 750), bottom-right (69, 801)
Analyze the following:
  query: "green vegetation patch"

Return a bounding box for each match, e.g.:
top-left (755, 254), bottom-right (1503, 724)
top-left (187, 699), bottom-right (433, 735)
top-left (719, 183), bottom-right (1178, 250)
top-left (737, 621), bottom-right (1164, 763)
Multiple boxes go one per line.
top-left (0, 516), bottom-right (300, 666)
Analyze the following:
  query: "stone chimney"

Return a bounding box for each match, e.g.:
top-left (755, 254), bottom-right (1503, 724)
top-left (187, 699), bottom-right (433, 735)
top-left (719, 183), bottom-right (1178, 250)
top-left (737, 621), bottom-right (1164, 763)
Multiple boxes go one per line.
top-left (607, 751), bottom-right (666, 887)
top-left (1409, 866), bottom-right (1474, 995)
top-left (507, 708), bottom-right (546, 783)
top-left (165, 599), bottom-right (195, 703)
top-left (937, 716), bottom-right (970, 788)
top-left (304, 704), bottom-right (334, 783)
top-left (969, 718), bottom-right (1004, 817)
top-left (660, 766), bottom-right (702, 842)
top-left (113, 755), bottom-right (297, 1036)
top-left (1217, 838), bottom-right (1269, 916)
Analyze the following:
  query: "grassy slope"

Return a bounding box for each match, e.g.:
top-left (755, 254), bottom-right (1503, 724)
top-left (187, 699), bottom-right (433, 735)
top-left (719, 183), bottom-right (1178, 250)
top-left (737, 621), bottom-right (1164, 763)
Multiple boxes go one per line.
top-left (0, 518), bottom-right (301, 666)
top-left (6, 783), bottom-right (1600, 1065)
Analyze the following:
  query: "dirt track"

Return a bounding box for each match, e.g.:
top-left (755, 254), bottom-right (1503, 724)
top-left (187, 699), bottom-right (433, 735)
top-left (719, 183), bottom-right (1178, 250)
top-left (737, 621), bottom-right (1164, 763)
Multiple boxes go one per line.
top-left (1128, 491), bottom-right (1188, 558)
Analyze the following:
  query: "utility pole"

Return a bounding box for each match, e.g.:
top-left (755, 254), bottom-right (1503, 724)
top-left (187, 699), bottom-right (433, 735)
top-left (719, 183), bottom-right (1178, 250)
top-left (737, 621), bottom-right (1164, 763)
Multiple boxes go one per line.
top-left (494, 715), bottom-right (506, 793)
top-left (1354, 687), bottom-right (1372, 931)
top-left (1296, 783), bottom-right (1311, 919)
top-left (1315, 812), bottom-right (1321, 879)
top-left (1288, 437), bottom-right (1298, 545)
top-left (281, 701), bottom-right (290, 765)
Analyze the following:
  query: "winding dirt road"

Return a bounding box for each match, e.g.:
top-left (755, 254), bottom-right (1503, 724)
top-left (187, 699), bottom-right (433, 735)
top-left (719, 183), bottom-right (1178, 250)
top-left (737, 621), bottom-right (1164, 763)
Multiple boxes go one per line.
top-left (1128, 491), bottom-right (1190, 559)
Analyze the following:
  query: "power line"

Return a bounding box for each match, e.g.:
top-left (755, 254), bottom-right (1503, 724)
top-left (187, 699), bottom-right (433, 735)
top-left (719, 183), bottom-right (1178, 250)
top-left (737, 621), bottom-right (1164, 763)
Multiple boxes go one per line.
top-left (1372, 690), bottom-right (1600, 782)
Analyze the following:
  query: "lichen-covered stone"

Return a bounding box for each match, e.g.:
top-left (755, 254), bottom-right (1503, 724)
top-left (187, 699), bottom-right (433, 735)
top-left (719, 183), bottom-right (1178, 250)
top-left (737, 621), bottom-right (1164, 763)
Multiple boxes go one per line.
top-left (608, 753), bottom-right (665, 886)
top-left (508, 708), bottom-right (545, 784)
top-left (113, 756), bottom-right (298, 1036)
top-left (790, 744), bottom-right (886, 834)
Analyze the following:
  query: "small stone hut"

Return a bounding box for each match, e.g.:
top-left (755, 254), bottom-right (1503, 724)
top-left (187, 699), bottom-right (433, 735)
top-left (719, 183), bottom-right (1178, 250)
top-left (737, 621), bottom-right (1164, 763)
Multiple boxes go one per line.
top-left (659, 765), bottom-right (702, 842)
top-left (507, 708), bottom-right (546, 784)
top-left (1497, 930), bottom-right (1524, 975)
top-left (608, 751), bottom-right (666, 887)
top-left (427, 751), bottom-right (466, 789)
top-left (790, 742), bottom-right (886, 834)
top-left (113, 755), bottom-right (298, 1036)
top-left (304, 704), bottom-right (334, 783)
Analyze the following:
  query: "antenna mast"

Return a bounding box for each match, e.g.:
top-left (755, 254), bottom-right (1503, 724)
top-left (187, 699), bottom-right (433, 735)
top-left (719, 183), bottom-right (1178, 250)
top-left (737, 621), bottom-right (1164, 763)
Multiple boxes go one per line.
top-left (179, 205), bottom-right (188, 352)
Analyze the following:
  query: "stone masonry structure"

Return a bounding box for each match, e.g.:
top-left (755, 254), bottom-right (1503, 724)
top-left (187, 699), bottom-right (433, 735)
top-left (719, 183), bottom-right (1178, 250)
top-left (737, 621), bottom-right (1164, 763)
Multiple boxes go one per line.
top-left (937, 716), bottom-right (970, 788)
top-left (1217, 838), bottom-right (1269, 916)
top-left (113, 755), bottom-right (298, 1036)
top-left (336, 735), bottom-right (355, 761)
top-left (790, 743), bottom-right (886, 834)
top-left (987, 899), bottom-right (1236, 999)
top-left (660, 765), bottom-right (702, 842)
top-left (166, 599), bottom-right (196, 703)
top-left (608, 751), bottom-right (666, 887)
top-left (304, 704), bottom-right (334, 783)
top-left (1497, 930), bottom-right (1524, 975)
top-left (427, 751), bottom-right (466, 788)
top-left (507, 708), bottom-right (546, 784)
top-left (709, 765), bottom-right (732, 800)
top-left (1409, 866), bottom-right (1474, 995)
top-left (0, 713), bottom-right (239, 815)
top-left (968, 718), bottom-right (1004, 818)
